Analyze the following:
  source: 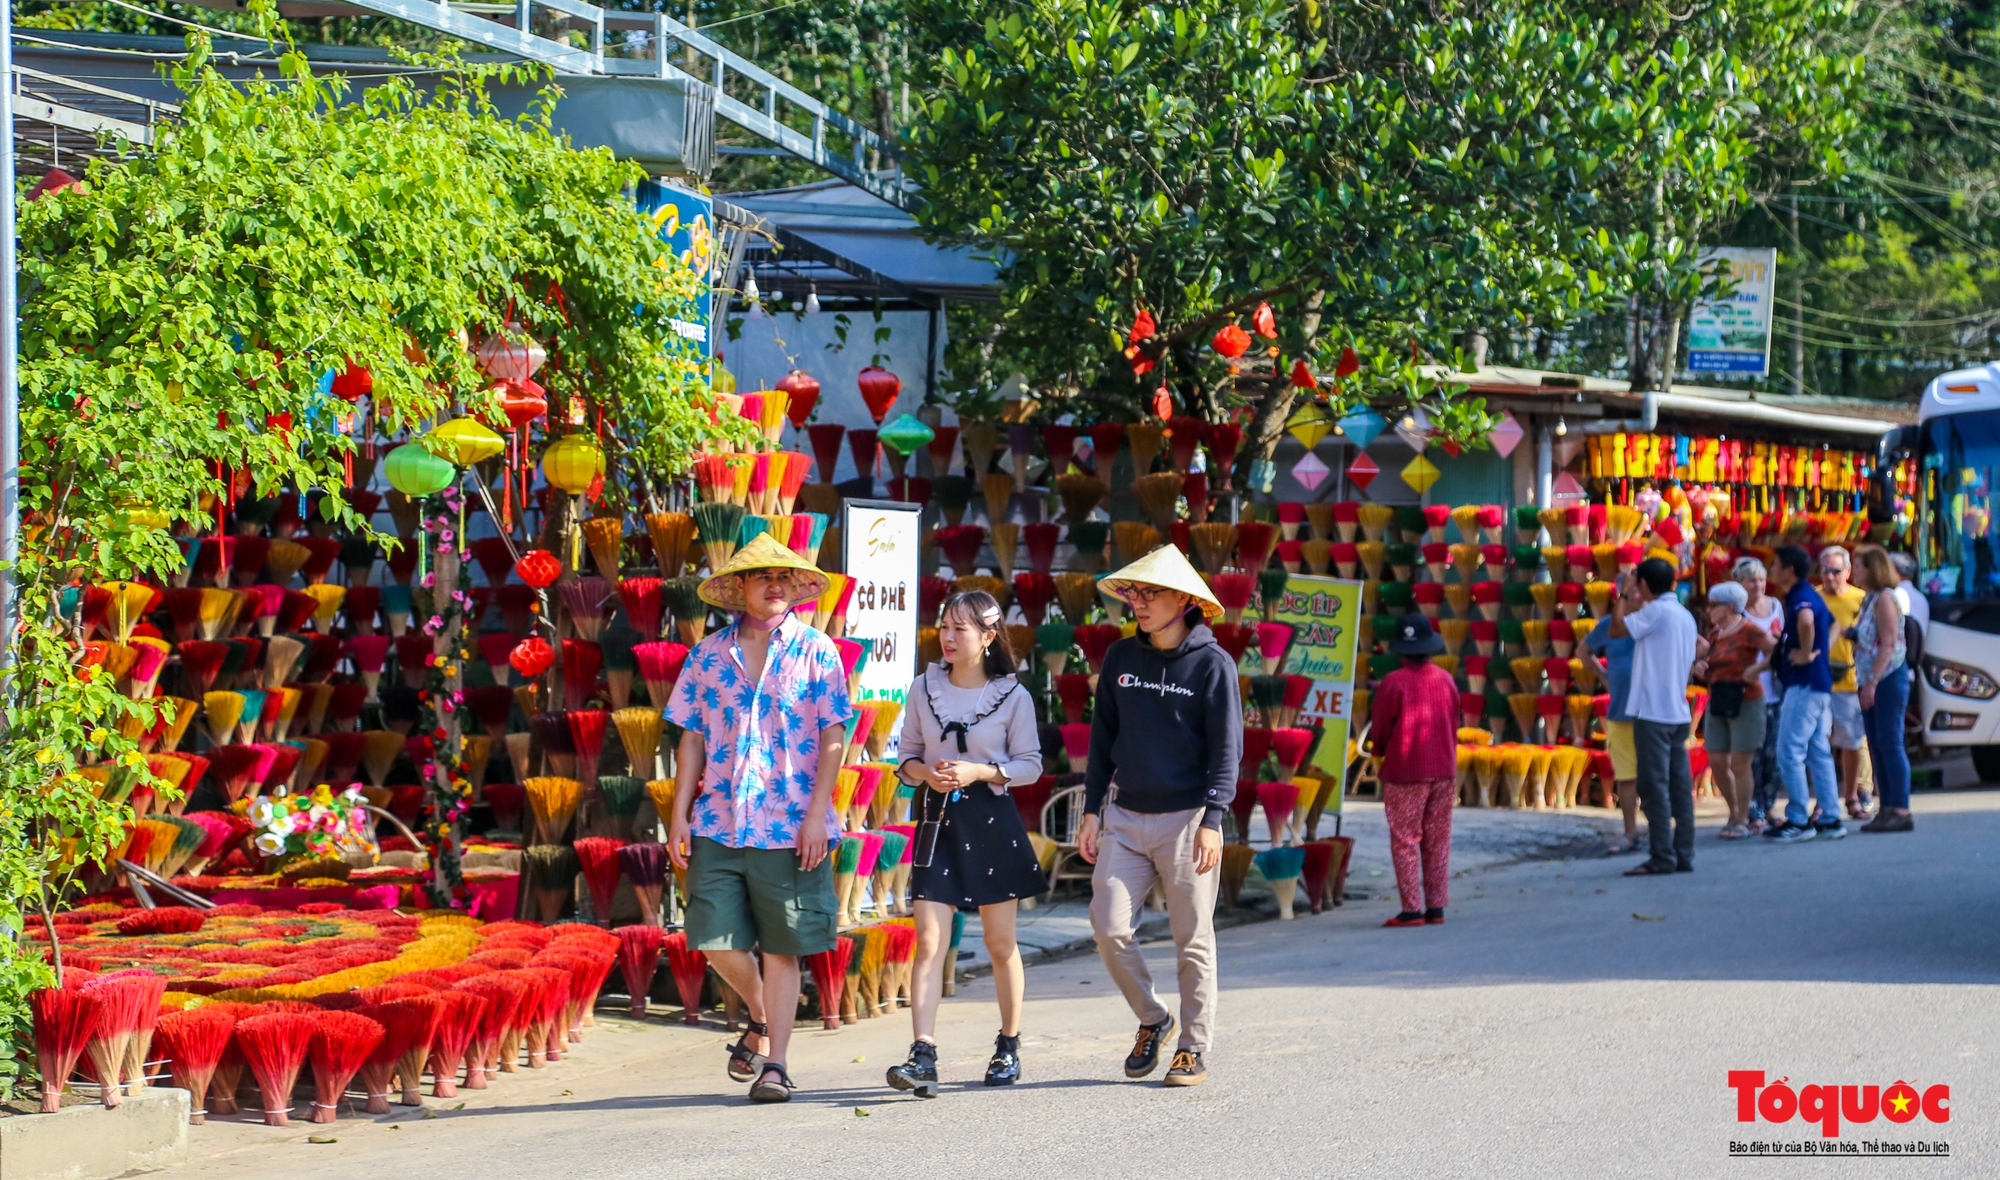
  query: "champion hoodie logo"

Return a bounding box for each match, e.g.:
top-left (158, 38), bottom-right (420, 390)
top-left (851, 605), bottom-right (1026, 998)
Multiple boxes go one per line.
top-left (1116, 673), bottom-right (1195, 698)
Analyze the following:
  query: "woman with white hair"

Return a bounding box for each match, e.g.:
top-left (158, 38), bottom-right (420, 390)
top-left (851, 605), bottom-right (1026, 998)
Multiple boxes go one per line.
top-left (1733, 556), bottom-right (1788, 834)
top-left (1694, 579), bottom-right (1776, 838)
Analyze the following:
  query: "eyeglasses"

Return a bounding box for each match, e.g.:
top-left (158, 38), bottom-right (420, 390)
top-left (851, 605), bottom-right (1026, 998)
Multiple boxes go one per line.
top-left (1126, 585), bottom-right (1175, 604)
top-left (739, 569), bottom-right (795, 585)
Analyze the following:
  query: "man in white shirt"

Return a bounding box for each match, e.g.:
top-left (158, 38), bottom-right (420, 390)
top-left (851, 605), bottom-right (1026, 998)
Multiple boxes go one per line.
top-left (1612, 557), bottom-right (1699, 876)
top-left (1890, 551), bottom-right (1929, 634)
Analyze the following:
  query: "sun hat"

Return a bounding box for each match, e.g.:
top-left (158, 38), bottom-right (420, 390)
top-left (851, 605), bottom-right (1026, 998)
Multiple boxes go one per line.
top-left (1097, 543), bottom-right (1224, 622)
top-left (1386, 612), bottom-right (1445, 656)
top-left (696, 532), bottom-right (830, 612)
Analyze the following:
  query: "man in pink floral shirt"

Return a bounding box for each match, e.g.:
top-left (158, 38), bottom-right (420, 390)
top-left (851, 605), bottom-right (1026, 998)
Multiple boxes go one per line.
top-left (665, 535), bottom-right (852, 1104)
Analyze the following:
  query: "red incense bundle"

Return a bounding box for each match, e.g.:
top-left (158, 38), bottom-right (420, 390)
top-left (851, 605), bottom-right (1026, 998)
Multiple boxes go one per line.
top-left (1239, 725), bottom-right (1273, 781)
top-left (345, 584), bottom-right (382, 634)
top-left (1270, 727), bottom-right (1313, 779)
top-left (178, 640), bottom-right (229, 696)
top-left (452, 974), bottom-right (525, 1081)
top-left (154, 1005), bottom-right (233, 1123)
top-left (469, 536), bottom-right (516, 587)
top-left (618, 577), bottom-right (664, 638)
top-left (632, 641), bottom-right (690, 709)
top-left (661, 932), bottom-right (708, 1026)
top-left (348, 634), bottom-right (392, 698)
top-left (236, 1012), bottom-right (316, 1126)
top-left (30, 979), bottom-right (101, 1113)
top-left (464, 685), bottom-right (515, 743)
top-left (1236, 520), bottom-right (1276, 570)
top-left (572, 836), bottom-right (627, 921)
top-left (354, 1000), bottom-right (430, 1113)
top-left (298, 537), bottom-right (342, 585)
top-left (1227, 780), bottom-right (1258, 845)
top-left (1012, 572), bottom-right (1055, 627)
top-left (276, 589), bottom-right (319, 634)
top-left (562, 639), bottom-right (603, 711)
top-left (1023, 522), bottom-right (1061, 576)
top-left (808, 422), bottom-right (846, 484)
top-left (1210, 623), bottom-right (1253, 665)
top-left (1054, 673), bottom-right (1091, 726)
top-left (804, 940), bottom-right (851, 1030)
top-left (1256, 780), bottom-right (1299, 845)
top-left (495, 584), bottom-right (537, 635)
top-left (425, 990), bottom-right (488, 1098)
top-left (1301, 840), bottom-right (1338, 914)
top-left (616, 925), bottom-right (666, 1017)
top-left (567, 709), bottom-right (609, 784)
top-left (519, 966), bottom-right (570, 1066)
top-left (307, 1009), bottom-right (382, 1122)
top-left (1075, 623), bottom-right (1121, 678)
top-left (1278, 675), bottom-right (1313, 730)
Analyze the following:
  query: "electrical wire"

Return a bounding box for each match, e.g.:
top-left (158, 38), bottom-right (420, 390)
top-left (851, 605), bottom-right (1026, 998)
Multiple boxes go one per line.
top-left (1772, 296), bottom-right (2000, 329)
top-left (35, 0), bottom-right (267, 42)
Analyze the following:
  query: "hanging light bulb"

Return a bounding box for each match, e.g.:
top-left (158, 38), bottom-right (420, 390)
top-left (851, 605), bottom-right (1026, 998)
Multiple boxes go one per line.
top-left (742, 274), bottom-right (760, 304)
top-left (805, 287), bottom-right (821, 315)
top-left (1555, 416), bottom-right (1568, 437)
top-left (769, 284), bottom-right (784, 308)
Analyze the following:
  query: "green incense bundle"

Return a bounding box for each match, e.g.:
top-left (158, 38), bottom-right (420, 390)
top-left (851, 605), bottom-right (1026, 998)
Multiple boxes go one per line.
top-left (1067, 520), bottom-right (1110, 573)
top-left (663, 576), bottom-right (707, 644)
top-left (1249, 674), bottom-right (1288, 718)
top-left (1515, 505), bottom-right (1544, 535)
top-left (1368, 652), bottom-right (1400, 681)
top-left (1497, 617), bottom-right (1526, 650)
top-left (1370, 614), bottom-right (1397, 643)
top-left (1502, 581), bottom-right (1536, 620)
top-left (597, 775), bottom-right (647, 819)
top-left (933, 475), bottom-right (974, 526)
top-left (691, 501), bottom-right (744, 571)
top-left (1257, 567), bottom-right (1288, 615)
top-left (1239, 501), bottom-right (1276, 525)
top-left (1395, 505), bottom-right (1427, 541)
top-left (1384, 542), bottom-right (1418, 577)
top-left (1511, 543), bottom-right (1542, 573)
top-left (1377, 581), bottom-right (1415, 612)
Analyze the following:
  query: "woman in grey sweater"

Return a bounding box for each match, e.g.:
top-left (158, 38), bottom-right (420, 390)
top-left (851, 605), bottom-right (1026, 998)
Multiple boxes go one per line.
top-left (885, 590), bottom-right (1046, 1097)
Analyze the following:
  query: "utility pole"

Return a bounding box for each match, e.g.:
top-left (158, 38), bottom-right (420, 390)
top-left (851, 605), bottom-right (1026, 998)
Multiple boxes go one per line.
top-left (1787, 193), bottom-right (1804, 397)
top-left (1, 0), bottom-right (20, 679)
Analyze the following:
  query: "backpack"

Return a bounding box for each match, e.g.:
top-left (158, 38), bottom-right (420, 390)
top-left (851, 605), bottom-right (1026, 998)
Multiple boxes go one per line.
top-left (1904, 610), bottom-right (1924, 675)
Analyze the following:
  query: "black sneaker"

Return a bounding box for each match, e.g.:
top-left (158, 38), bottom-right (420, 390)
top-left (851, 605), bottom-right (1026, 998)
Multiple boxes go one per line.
top-left (984, 1033), bottom-right (1021, 1086)
top-left (1162, 1050), bottom-right (1207, 1087)
top-left (886, 1039), bottom-right (939, 1098)
top-left (1124, 1017), bottom-right (1174, 1079)
top-left (1768, 823), bottom-right (1816, 844)
top-left (1814, 820), bottom-right (1847, 840)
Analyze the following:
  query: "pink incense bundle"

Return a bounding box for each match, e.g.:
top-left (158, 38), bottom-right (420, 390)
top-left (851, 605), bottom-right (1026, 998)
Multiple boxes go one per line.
top-left (235, 1012), bottom-right (316, 1126)
top-left (1279, 675), bottom-right (1313, 728)
top-left (804, 940), bottom-right (852, 1030)
top-left (1023, 522), bottom-right (1061, 576)
top-left (1054, 673), bottom-right (1091, 725)
top-left (1210, 622), bottom-right (1252, 665)
top-left (618, 577), bottom-right (665, 638)
top-left (850, 764), bottom-right (884, 823)
top-left (1012, 573), bottom-right (1055, 627)
top-left (1182, 472), bottom-right (1210, 524)
top-left (661, 933), bottom-right (708, 1026)
top-left (1255, 622), bottom-right (1294, 675)
top-left (562, 639), bottom-right (603, 711)
top-left (632, 641), bottom-right (690, 709)
top-left (567, 709), bottom-right (610, 783)
top-left (153, 1005), bottom-right (231, 1123)
top-left (1255, 780), bottom-right (1299, 845)
top-left (244, 584), bottom-right (285, 637)
top-left (479, 632), bottom-right (520, 685)
top-left (308, 1008), bottom-right (383, 1122)
top-left (1058, 723), bottom-right (1092, 768)
top-left (348, 633), bottom-right (392, 697)
top-left (1270, 726), bottom-right (1314, 778)
top-left (616, 925), bottom-right (666, 1017)
top-left (1236, 520), bottom-right (1276, 570)
top-left (573, 836), bottom-right (627, 920)
top-left (425, 990), bottom-right (489, 1098)
top-left (559, 577), bottom-right (614, 642)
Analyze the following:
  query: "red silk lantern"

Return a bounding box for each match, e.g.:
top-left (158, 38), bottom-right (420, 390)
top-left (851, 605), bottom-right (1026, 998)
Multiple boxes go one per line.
top-left (509, 636), bottom-right (555, 678)
top-left (1128, 309), bottom-right (1156, 343)
top-left (482, 380), bottom-right (547, 432)
top-left (1252, 302), bottom-right (1277, 340)
top-left (777, 370), bottom-right (821, 429)
top-left (1289, 359), bottom-right (1316, 390)
top-left (1335, 346), bottom-right (1360, 377)
top-left (331, 363), bottom-right (373, 402)
top-left (857, 366), bottom-right (901, 423)
top-left (1212, 324), bottom-right (1250, 358)
top-left (516, 549), bottom-right (562, 589)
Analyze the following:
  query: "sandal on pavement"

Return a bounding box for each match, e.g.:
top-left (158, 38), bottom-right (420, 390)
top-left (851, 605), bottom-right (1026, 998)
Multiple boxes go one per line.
top-left (749, 1063), bottom-right (796, 1103)
top-left (1717, 823), bottom-right (1746, 840)
top-left (727, 1020), bottom-right (769, 1083)
top-left (1623, 861), bottom-right (1676, 877)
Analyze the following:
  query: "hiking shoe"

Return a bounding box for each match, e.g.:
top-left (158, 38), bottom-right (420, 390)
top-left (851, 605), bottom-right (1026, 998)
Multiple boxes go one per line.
top-left (1124, 1017), bottom-right (1174, 1079)
top-left (1162, 1050), bottom-right (1207, 1087)
top-left (1814, 820), bottom-right (1848, 840)
top-left (1768, 823), bottom-right (1816, 844)
top-left (984, 1033), bottom-right (1021, 1087)
top-left (886, 1039), bottom-right (939, 1098)
top-left (1861, 811), bottom-right (1914, 832)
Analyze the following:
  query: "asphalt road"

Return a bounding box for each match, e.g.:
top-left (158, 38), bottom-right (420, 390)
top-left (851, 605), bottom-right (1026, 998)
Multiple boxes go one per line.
top-left (160, 788), bottom-right (2000, 1180)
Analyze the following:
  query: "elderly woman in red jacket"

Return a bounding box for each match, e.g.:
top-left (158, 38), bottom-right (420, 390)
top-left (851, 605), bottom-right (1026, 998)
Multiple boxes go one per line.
top-left (1367, 613), bottom-right (1461, 928)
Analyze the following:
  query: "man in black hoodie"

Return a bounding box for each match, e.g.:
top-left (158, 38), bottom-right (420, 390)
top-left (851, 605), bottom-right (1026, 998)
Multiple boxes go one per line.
top-left (1079, 544), bottom-right (1241, 1089)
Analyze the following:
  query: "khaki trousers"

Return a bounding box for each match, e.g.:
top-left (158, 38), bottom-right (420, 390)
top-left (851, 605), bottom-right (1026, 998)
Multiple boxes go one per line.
top-left (1088, 804), bottom-right (1218, 1054)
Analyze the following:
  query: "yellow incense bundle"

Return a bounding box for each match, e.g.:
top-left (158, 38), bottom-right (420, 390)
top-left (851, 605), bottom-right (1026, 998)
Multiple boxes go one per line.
top-left (645, 779), bottom-right (675, 822)
top-left (865, 701), bottom-right (904, 760)
top-left (1458, 726), bottom-right (1493, 746)
top-left (1567, 695), bottom-right (1595, 742)
top-left (1498, 745), bottom-right (1533, 807)
top-left (1189, 523), bottom-right (1236, 576)
top-left (1114, 521), bottom-right (1162, 566)
top-left (264, 541), bottom-right (311, 586)
top-left (956, 575), bottom-right (1008, 612)
top-left (1449, 504), bottom-right (1481, 544)
top-left (1507, 657), bottom-right (1541, 690)
top-left (1584, 582), bottom-right (1614, 616)
top-left (1055, 573), bottom-right (1097, 625)
top-left (1521, 620), bottom-right (1549, 656)
top-left (833, 766), bottom-right (861, 816)
top-left (203, 692), bottom-right (245, 748)
top-left (1356, 542), bottom-right (1386, 581)
top-left (989, 522), bottom-right (1020, 582)
top-left (962, 422), bottom-right (1000, 478)
top-left (1470, 745), bottom-right (1500, 805)
top-left (1540, 546), bottom-right (1567, 582)
top-left (1300, 539), bottom-right (1330, 576)
top-left (196, 588), bottom-right (235, 640)
top-left (1525, 746), bottom-right (1555, 809)
top-left (1537, 508), bottom-right (1564, 539)
top-left (1449, 543), bottom-right (1480, 583)
top-left (1132, 472), bottom-right (1185, 533)
top-left (981, 473), bottom-right (1014, 529)
top-left (1572, 616), bottom-right (1597, 648)
top-left (647, 512), bottom-right (696, 576)
top-left (1591, 543), bottom-right (1619, 580)
top-left (1439, 618), bottom-right (1469, 656)
top-left (1606, 505), bottom-right (1644, 543)
top-left (1444, 583), bottom-right (1472, 620)
top-left (1125, 423), bottom-right (1165, 475)
top-left (613, 707), bottom-right (664, 773)
top-left (1569, 656), bottom-right (1599, 693)
top-left (581, 517), bottom-right (625, 582)
top-left (1507, 694), bottom-right (1537, 741)
top-left (525, 776), bottom-right (585, 844)
top-left (1303, 503), bottom-right (1335, 543)
top-left (303, 584), bottom-right (345, 631)
top-left (1529, 582), bottom-right (1560, 619)
top-left (1432, 655), bottom-right (1458, 679)
top-left (1356, 503), bottom-right (1395, 542)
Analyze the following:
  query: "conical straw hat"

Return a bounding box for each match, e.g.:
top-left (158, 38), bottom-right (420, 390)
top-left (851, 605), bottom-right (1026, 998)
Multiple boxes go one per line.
top-left (1097, 542), bottom-right (1224, 622)
top-left (697, 532), bottom-right (830, 611)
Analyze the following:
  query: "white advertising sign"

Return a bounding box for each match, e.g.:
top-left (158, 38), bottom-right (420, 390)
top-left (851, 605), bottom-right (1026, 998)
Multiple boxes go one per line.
top-left (1686, 246), bottom-right (1778, 376)
top-left (840, 500), bottom-right (921, 759)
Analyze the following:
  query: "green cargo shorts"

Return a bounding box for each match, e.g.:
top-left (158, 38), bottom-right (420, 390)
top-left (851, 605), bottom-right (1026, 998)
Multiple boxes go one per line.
top-left (685, 836), bottom-right (838, 957)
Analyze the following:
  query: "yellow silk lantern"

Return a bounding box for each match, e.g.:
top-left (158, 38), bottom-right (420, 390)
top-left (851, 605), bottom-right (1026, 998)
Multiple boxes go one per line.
top-left (428, 416), bottom-right (505, 466)
top-left (542, 433), bottom-right (605, 495)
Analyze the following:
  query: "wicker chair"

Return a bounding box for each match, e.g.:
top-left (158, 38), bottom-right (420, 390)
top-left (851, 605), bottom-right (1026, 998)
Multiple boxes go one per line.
top-left (1039, 784), bottom-right (1094, 901)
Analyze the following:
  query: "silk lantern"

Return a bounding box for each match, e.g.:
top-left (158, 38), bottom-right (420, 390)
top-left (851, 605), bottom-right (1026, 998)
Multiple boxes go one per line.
top-left (384, 442), bottom-right (456, 496)
top-left (429, 417), bottom-right (506, 466)
top-left (857, 366), bottom-right (901, 424)
top-left (542, 434), bottom-right (605, 496)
